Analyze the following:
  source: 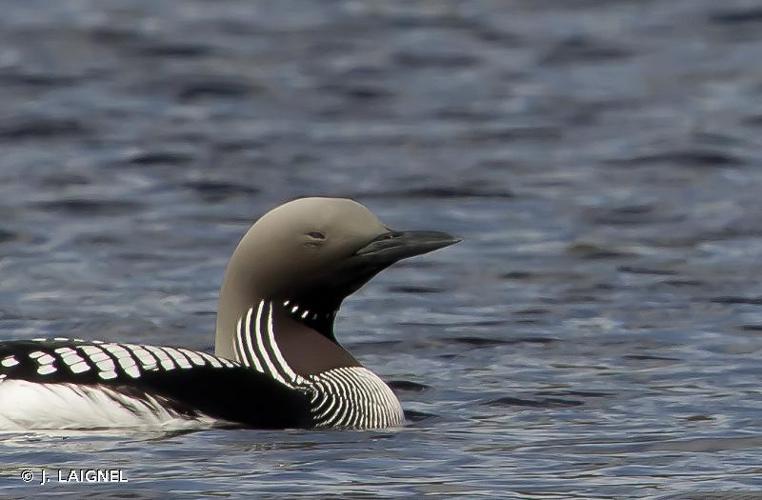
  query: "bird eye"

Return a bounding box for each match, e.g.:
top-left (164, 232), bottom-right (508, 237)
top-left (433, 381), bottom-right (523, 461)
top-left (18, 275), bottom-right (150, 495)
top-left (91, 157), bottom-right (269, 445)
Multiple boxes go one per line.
top-left (306, 231), bottom-right (326, 240)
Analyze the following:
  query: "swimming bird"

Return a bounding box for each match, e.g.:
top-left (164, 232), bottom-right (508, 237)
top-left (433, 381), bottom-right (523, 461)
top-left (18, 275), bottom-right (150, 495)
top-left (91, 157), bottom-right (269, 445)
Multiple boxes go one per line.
top-left (0, 197), bottom-right (459, 430)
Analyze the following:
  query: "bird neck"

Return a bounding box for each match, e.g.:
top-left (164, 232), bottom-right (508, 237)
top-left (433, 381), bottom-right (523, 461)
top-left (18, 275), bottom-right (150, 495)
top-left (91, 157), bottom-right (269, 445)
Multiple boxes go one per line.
top-left (215, 293), bottom-right (358, 376)
top-left (277, 297), bottom-right (340, 342)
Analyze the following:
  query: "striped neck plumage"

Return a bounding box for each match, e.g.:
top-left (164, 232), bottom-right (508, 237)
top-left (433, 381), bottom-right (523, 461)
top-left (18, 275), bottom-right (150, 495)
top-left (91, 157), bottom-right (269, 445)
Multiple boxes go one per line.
top-left (280, 299), bottom-right (338, 336)
top-left (231, 298), bottom-right (347, 380)
top-left (234, 300), bottom-right (305, 387)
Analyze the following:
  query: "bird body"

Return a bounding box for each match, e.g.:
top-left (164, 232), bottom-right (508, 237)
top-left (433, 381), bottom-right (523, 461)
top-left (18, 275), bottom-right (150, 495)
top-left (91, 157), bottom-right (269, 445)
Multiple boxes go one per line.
top-left (0, 198), bottom-right (458, 431)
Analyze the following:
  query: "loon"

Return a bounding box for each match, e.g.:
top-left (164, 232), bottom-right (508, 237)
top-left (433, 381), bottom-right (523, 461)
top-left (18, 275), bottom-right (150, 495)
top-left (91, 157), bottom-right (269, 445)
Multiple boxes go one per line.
top-left (0, 197), bottom-right (459, 431)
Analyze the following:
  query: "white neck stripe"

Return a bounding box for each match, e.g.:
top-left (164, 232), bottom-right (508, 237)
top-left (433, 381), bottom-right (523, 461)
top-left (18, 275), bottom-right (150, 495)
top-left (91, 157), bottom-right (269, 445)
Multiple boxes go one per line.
top-left (234, 317), bottom-right (249, 368)
top-left (252, 301), bottom-right (287, 386)
top-left (246, 304), bottom-right (264, 372)
top-left (265, 301), bottom-right (304, 385)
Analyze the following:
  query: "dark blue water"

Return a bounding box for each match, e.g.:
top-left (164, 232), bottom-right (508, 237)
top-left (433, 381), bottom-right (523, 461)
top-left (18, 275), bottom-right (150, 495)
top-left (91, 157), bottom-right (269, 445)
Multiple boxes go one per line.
top-left (2, 0), bottom-right (762, 497)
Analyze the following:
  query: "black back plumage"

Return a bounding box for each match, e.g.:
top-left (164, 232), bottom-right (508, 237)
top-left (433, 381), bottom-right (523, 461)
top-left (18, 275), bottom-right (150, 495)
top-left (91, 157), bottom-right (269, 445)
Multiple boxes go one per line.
top-left (0, 339), bottom-right (313, 429)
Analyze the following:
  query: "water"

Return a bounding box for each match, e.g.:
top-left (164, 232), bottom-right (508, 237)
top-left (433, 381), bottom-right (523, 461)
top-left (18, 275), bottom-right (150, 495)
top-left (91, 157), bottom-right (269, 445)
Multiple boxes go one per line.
top-left (1, 0), bottom-right (762, 497)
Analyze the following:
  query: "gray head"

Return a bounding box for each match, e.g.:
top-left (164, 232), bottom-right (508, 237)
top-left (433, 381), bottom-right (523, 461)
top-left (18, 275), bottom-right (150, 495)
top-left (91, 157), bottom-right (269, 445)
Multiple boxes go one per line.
top-left (215, 197), bottom-right (459, 358)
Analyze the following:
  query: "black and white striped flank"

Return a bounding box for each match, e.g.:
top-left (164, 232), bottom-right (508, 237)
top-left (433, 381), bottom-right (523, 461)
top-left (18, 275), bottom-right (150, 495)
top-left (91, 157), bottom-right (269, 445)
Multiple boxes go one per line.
top-left (0, 337), bottom-right (238, 384)
top-left (0, 337), bottom-right (318, 430)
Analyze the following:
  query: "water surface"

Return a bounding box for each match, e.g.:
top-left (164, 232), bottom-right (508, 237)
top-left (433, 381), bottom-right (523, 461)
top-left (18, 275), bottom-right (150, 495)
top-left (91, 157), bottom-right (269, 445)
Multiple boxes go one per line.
top-left (2, 0), bottom-right (762, 498)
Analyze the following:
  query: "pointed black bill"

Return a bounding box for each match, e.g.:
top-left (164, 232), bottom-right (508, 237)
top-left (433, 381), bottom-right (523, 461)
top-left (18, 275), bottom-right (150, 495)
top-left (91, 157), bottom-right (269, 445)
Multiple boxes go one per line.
top-left (293, 229), bottom-right (460, 331)
top-left (354, 230), bottom-right (461, 263)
